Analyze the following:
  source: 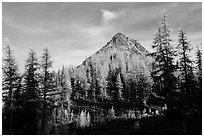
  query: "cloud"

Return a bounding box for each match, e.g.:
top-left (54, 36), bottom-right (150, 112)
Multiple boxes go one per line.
top-left (101, 9), bottom-right (124, 24)
top-left (2, 3), bottom-right (202, 72)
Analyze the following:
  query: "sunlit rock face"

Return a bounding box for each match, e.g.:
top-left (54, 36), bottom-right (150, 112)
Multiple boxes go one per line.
top-left (78, 33), bottom-right (153, 83)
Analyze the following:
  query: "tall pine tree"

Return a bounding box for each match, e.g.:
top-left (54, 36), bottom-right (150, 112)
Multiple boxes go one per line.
top-left (196, 46), bottom-right (202, 91)
top-left (2, 45), bottom-right (20, 134)
top-left (40, 48), bottom-right (53, 134)
top-left (22, 49), bottom-right (40, 134)
top-left (149, 13), bottom-right (176, 109)
top-left (195, 46), bottom-right (202, 109)
top-left (177, 29), bottom-right (194, 95)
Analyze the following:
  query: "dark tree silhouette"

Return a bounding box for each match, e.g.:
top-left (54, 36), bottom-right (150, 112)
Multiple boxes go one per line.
top-left (149, 13), bottom-right (177, 109)
top-left (2, 45), bottom-right (20, 134)
top-left (196, 46), bottom-right (202, 91)
top-left (177, 29), bottom-right (194, 95)
top-left (22, 49), bottom-right (40, 134)
top-left (136, 74), bottom-right (150, 105)
top-left (40, 48), bottom-right (54, 134)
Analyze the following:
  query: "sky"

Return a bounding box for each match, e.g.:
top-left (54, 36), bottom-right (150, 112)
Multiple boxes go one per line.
top-left (2, 2), bottom-right (202, 73)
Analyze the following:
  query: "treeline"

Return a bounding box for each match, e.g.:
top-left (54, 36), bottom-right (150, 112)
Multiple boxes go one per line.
top-left (71, 59), bottom-right (151, 104)
top-left (149, 13), bottom-right (202, 111)
top-left (2, 46), bottom-right (151, 134)
top-left (2, 48), bottom-right (57, 134)
top-left (2, 12), bottom-right (202, 135)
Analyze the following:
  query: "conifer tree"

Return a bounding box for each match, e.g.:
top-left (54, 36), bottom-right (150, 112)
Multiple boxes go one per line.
top-left (59, 66), bottom-right (72, 105)
top-left (88, 59), bottom-right (101, 102)
top-left (53, 66), bottom-right (73, 125)
top-left (177, 29), bottom-right (194, 95)
top-left (149, 13), bottom-right (176, 109)
top-left (196, 46), bottom-right (202, 91)
top-left (40, 48), bottom-right (54, 134)
top-left (2, 45), bottom-right (20, 134)
top-left (195, 46), bottom-right (202, 109)
top-left (24, 50), bottom-right (39, 97)
top-left (136, 74), bottom-right (150, 105)
top-left (22, 49), bottom-right (40, 134)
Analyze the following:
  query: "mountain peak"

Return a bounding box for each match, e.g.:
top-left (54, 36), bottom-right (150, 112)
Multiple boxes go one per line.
top-left (80, 32), bottom-right (152, 72)
top-left (113, 33), bottom-right (126, 38)
top-left (111, 33), bottom-right (128, 45)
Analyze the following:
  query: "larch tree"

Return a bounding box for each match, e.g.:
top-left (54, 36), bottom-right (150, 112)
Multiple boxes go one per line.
top-left (196, 46), bottom-right (202, 91)
top-left (149, 13), bottom-right (176, 109)
top-left (88, 58), bottom-right (100, 102)
top-left (60, 66), bottom-right (72, 108)
top-left (58, 66), bottom-right (73, 124)
top-left (195, 46), bottom-right (202, 109)
top-left (2, 45), bottom-right (20, 134)
top-left (40, 48), bottom-right (53, 134)
top-left (136, 73), bottom-right (149, 105)
top-left (177, 29), bottom-right (194, 95)
top-left (22, 49), bottom-right (40, 134)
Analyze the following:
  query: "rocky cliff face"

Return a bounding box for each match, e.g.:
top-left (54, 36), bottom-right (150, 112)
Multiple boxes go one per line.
top-left (78, 33), bottom-right (153, 80)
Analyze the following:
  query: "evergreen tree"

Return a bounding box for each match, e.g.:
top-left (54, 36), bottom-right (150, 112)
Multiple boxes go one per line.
top-left (123, 73), bottom-right (136, 102)
top-left (106, 68), bottom-right (123, 101)
top-left (12, 76), bottom-right (23, 134)
top-left (177, 29), bottom-right (194, 95)
top-left (2, 45), bottom-right (20, 134)
top-left (24, 50), bottom-right (40, 99)
top-left (149, 13), bottom-right (176, 109)
top-left (88, 59), bottom-right (101, 102)
top-left (40, 48), bottom-right (54, 134)
top-left (59, 66), bottom-right (72, 105)
top-left (196, 46), bottom-right (202, 91)
top-left (74, 79), bottom-right (83, 100)
top-left (22, 49), bottom-right (40, 134)
top-left (195, 46), bottom-right (202, 109)
top-left (136, 74), bottom-right (150, 105)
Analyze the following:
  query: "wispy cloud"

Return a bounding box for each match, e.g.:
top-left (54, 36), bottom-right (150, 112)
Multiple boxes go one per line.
top-left (101, 9), bottom-right (124, 24)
